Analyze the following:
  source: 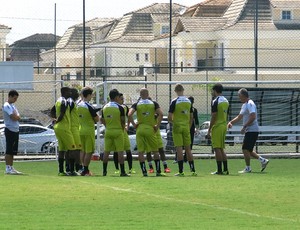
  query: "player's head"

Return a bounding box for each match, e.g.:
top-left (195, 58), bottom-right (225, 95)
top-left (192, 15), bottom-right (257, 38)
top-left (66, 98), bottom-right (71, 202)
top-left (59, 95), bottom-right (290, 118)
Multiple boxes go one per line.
top-left (140, 88), bottom-right (149, 99)
top-left (188, 96), bottom-right (194, 104)
top-left (109, 89), bottom-right (120, 101)
top-left (70, 88), bottom-right (79, 101)
top-left (61, 87), bottom-right (70, 98)
top-left (117, 93), bottom-right (124, 104)
top-left (8, 89), bottom-right (19, 103)
top-left (81, 87), bottom-right (93, 101)
top-left (238, 88), bottom-right (249, 103)
top-left (174, 84), bottom-right (184, 96)
top-left (212, 83), bottom-right (223, 94)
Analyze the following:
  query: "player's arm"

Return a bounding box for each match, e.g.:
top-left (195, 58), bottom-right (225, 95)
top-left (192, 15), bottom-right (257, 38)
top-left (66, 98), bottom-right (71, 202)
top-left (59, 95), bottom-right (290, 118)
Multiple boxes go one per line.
top-left (128, 103), bottom-right (138, 128)
top-left (168, 100), bottom-right (175, 123)
top-left (10, 110), bottom-right (21, 121)
top-left (155, 107), bottom-right (163, 132)
top-left (228, 114), bottom-right (243, 128)
top-left (207, 112), bottom-right (217, 139)
top-left (100, 110), bottom-right (106, 126)
top-left (56, 102), bottom-right (67, 123)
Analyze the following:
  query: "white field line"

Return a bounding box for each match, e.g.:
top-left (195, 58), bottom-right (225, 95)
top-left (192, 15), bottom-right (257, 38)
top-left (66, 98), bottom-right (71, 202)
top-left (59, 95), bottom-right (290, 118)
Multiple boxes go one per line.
top-left (75, 179), bottom-right (298, 224)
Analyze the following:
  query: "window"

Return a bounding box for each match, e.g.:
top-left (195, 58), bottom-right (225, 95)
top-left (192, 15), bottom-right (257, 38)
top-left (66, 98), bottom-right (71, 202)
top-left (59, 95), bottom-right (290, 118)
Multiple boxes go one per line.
top-left (161, 25), bottom-right (169, 35)
top-left (136, 53), bottom-right (140, 62)
top-left (145, 53), bottom-right (149, 62)
top-left (282, 10), bottom-right (291, 20)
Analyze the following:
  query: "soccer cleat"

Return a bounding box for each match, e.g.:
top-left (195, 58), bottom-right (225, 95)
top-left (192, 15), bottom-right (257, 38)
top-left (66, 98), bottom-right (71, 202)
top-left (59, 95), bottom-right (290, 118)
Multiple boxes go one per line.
top-left (143, 172), bottom-right (148, 177)
top-left (191, 172), bottom-right (197, 176)
top-left (128, 169), bottom-right (136, 174)
top-left (211, 171), bottom-right (223, 175)
top-left (164, 167), bottom-right (171, 173)
top-left (148, 168), bottom-right (154, 174)
top-left (103, 171), bottom-right (107, 176)
top-left (120, 173), bottom-right (130, 177)
top-left (81, 170), bottom-right (91, 176)
top-left (238, 168), bottom-right (252, 174)
top-left (156, 172), bottom-right (166, 177)
top-left (261, 159), bottom-right (269, 172)
top-left (114, 170), bottom-right (120, 174)
top-left (174, 172), bottom-right (185, 177)
top-left (69, 171), bottom-right (79, 176)
top-left (58, 172), bottom-right (67, 176)
top-left (223, 170), bottom-right (229, 175)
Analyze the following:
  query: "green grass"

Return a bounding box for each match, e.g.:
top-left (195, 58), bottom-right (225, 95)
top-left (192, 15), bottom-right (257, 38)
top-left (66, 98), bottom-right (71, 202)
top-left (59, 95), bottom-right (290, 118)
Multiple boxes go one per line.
top-left (0, 159), bottom-right (299, 230)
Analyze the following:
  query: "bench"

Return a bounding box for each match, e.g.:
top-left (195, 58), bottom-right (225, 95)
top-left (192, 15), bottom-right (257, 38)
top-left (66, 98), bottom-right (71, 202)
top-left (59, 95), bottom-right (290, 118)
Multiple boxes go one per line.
top-left (226, 126), bottom-right (300, 151)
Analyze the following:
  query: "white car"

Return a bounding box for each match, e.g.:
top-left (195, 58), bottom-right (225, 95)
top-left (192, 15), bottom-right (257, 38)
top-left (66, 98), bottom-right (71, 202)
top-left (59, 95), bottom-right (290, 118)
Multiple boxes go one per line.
top-left (0, 124), bottom-right (57, 154)
top-left (198, 121), bottom-right (211, 145)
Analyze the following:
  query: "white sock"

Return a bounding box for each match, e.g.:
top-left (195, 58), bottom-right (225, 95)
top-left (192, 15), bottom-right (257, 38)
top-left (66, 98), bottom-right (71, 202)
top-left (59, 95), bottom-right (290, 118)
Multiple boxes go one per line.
top-left (246, 166), bottom-right (251, 171)
top-left (258, 156), bottom-right (265, 163)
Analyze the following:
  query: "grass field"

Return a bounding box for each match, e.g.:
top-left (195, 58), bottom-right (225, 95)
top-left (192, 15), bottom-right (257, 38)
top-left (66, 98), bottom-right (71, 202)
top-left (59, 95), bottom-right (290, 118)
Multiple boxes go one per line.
top-left (0, 159), bottom-right (299, 230)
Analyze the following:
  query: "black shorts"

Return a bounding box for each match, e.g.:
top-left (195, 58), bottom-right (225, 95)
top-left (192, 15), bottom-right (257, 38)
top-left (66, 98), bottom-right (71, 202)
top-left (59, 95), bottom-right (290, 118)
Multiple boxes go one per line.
top-left (242, 132), bottom-right (258, 152)
top-left (5, 128), bottom-right (19, 155)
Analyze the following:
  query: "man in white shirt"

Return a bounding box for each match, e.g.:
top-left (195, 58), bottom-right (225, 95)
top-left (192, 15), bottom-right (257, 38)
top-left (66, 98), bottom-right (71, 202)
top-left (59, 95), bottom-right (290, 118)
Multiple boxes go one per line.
top-left (2, 89), bottom-right (22, 174)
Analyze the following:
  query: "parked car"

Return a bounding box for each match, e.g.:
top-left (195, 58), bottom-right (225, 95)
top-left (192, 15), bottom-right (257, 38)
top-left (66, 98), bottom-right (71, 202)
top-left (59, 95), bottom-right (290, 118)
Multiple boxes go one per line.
top-left (0, 124), bottom-right (56, 154)
top-left (0, 118), bottom-right (43, 126)
top-left (198, 121), bottom-right (211, 145)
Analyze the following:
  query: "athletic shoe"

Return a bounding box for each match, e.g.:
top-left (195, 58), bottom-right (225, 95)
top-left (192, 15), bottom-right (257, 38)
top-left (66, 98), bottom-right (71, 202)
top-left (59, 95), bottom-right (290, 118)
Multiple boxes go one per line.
top-left (191, 172), bottom-right (197, 176)
top-left (174, 172), bottom-right (185, 177)
top-left (223, 170), bottom-right (229, 175)
top-left (128, 169), bottom-right (136, 174)
top-left (120, 173), bottom-right (130, 177)
top-left (143, 172), bottom-right (148, 177)
top-left (172, 160), bottom-right (178, 164)
top-left (156, 172), bottom-right (166, 177)
top-left (103, 171), bottom-right (107, 176)
top-left (114, 170), bottom-right (120, 174)
top-left (211, 171), bottom-right (223, 175)
top-left (164, 167), bottom-right (171, 173)
top-left (58, 172), bottom-right (67, 176)
top-left (238, 168), bottom-right (252, 174)
top-left (261, 159), bottom-right (269, 172)
top-left (81, 170), bottom-right (91, 176)
top-left (10, 167), bottom-right (23, 175)
top-left (148, 168), bottom-right (154, 174)
top-left (69, 171), bottom-right (79, 176)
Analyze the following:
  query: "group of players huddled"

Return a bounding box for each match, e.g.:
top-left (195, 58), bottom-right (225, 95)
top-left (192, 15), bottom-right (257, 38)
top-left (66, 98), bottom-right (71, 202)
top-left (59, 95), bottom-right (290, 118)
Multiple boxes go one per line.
top-left (52, 83), bottom-right (200, 177)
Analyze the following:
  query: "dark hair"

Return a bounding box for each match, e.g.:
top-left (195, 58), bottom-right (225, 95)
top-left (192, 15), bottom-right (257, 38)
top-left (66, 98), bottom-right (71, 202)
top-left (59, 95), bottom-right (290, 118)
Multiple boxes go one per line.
top-left (109, 89), bottom-right (120, 100)
top-left (188, 96), bottom-right (194, 104)
top-left (81, 87), bottom-right (93, 98)
top-left (70, 88), bottom-right (79, 100)
top-left (61, 87), bottom-right (70, 97)
top-left (174, 83), bottom-right (184, 92)
top-left (212, 83), bottom-right (223, 93)
top-left (119, 93), bottom-right (123, 97)
top-left (8, 89), bottom-right (19, 97)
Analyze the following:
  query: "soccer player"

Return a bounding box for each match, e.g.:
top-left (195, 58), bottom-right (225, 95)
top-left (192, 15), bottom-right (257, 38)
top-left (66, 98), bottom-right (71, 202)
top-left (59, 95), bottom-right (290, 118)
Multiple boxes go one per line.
top-left (228, 88), bottom-right (269, 173)
top-left (77, 87), bottom-right (100, 176)
top-left (112, 93), bottom-right (135, 174)
top-left (54, 87), bottom-right (76, 176)
top-left (66, 88), bottom-right (82, 175)
top-left (128, 88), bottom-right (164, 177)
top-left (2, 89), bottom-right (23, 175)
top-left (168, 84), bottom-right (196, 176)
top-left (101, 89), bottom-right (129, 177)
top-left (206, 84), bottom-right (230, 175)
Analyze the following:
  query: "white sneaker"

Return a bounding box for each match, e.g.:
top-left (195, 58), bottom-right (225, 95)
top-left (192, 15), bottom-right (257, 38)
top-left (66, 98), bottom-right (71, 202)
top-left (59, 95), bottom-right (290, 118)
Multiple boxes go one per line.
top-left (10, 167), bottom-right (23, 175)
top-left (261, 159), bottom-right (269, 172)
top-left (238, 168), bottom-right (252, 174)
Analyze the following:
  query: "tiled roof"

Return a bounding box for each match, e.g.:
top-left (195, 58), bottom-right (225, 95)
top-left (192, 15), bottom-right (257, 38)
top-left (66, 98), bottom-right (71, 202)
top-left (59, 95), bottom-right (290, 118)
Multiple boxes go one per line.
top-left (270, 0), bottom-right (300, 8)
top-left (174, 17), bottom-right (227, 33)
